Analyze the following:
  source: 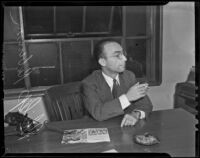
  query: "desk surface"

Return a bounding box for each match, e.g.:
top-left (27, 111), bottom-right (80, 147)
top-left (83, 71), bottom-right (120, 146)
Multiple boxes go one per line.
top-left (4, 108), bottom-right (197, 157)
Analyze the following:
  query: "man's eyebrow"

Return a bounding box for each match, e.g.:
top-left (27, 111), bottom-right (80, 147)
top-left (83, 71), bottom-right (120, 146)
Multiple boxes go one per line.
top-left (114, 51), bottom-right (123, 54)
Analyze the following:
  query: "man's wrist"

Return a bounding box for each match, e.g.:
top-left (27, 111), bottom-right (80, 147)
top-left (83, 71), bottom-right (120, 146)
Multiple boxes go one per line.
top-left (131, 111), bottom-right (141, 120)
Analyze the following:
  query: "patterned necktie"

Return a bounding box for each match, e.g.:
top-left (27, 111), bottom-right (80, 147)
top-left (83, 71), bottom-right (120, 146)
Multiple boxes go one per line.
top-left (112, 79), bottom-right (119, 98)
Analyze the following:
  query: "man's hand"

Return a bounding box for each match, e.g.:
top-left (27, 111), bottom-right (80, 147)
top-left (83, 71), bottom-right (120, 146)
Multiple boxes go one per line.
top-left (120, 112), bottom-right (140, 127)
top-left (126, 82), bottom-right (149, 102)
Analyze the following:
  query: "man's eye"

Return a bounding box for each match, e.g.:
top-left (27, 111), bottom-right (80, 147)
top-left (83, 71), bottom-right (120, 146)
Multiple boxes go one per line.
top-left (116, 54), bottom-right (121, 58)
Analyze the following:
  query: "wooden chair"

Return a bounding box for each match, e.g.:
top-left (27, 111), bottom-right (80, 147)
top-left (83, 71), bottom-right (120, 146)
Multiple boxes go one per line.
top-left (44, 82), bottom-right (87, 121)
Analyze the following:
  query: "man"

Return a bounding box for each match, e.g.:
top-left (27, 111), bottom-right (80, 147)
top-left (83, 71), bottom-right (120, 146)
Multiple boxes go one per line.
top-left (82, 39), bottom-right (153, 127)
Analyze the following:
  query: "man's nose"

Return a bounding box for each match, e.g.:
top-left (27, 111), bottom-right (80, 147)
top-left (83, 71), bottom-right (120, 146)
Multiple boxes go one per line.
top-left (122, 54), bottom-right (127, 61)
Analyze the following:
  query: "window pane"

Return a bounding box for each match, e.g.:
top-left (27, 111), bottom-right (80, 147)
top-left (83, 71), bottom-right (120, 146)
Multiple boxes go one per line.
top-left (27, 42), bottom-right (60, 86)
top-left (4, 7), bottom-right (20, 41)
top-left (30, 68), bottom-right (60, 87)
top-left (56, 6), bottom-right (83, 33)
top-left (27, 43), bottom-right (58, 67)
top-left (3, 70), bottom-right (25, 89)
top-left (3, 44), bottom-right (21, 69)
top-left (3, 44), bottom-right (26, 89)
top-left (111, 6), bottom-right (122, 35)
top-left (126, 39), bottom-right (147, 78)
top-left (23, 6), bottom-right (122, 39)
top-left (85, 6), bottom-right (111, 32)
top-left (23, 7), bottom-right (53, 34)
top-left (126, 6), bottom-right (147, 36)
top-left (62, 41), bottom-right (92, 83)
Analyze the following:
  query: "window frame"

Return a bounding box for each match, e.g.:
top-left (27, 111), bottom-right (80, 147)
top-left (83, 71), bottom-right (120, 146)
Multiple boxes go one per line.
top-left (22, 6), bottom-right (122, 39)
top-left (3, 6), bottom-right (163, 90)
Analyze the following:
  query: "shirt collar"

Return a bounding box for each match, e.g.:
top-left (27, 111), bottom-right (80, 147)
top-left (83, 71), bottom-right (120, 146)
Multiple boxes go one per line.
top-left (102, 72), bottom-right (120, 89)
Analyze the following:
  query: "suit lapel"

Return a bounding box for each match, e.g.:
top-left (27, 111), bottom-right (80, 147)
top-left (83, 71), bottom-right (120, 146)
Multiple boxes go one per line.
top-left (118, 72), bottom-right (128, 95)
top-left (98, 71), bottom-right (114, 99)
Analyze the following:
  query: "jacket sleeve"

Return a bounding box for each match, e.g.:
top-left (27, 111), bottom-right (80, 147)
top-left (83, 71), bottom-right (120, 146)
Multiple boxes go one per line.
top-left (124, 95), bottom-right (153, 118)
top-left (81, 82), bottom-right (124, 121)
top-left (124, 71), bottom-right (153, 118)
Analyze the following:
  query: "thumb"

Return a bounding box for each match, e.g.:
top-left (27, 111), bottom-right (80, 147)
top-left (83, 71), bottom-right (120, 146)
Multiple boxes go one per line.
top-left (134, 82), bottom-right (139, 86)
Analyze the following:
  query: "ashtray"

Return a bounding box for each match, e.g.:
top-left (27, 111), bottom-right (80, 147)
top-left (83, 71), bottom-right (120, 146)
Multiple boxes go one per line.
top-left (134, 132), bottom-right (160, 146)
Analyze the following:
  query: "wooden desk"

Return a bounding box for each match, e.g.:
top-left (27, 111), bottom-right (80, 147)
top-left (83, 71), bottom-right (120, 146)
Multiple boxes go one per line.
top-left (4, 108), bottom-right (197, 157)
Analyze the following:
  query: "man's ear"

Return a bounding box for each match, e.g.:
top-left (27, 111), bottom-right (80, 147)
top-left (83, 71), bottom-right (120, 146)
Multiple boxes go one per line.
top-left (98, 58), bottom-right (106, 67)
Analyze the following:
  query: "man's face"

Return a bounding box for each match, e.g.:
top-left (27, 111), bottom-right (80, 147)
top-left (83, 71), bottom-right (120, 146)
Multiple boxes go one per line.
top-left (101, 42), bottom-right (127, 74)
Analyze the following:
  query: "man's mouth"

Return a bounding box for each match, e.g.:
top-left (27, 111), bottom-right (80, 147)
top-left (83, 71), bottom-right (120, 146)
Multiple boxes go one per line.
top-left (121, 63), bottom-right (126, 67)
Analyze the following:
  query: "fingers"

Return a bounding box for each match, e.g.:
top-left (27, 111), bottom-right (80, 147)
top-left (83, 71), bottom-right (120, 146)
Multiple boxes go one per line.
top-left (137, 87), bottom-right (148, 96)
top-left (121, 114), bottom-right (138, 127)
top-left (133, 83), bottom-right (149, 90)
top-left (138, 89), bottom-right (149, 96)
top-left (139, 93), bottom-right (147, 98)
top-left (120, 116), bottom-right (126, 127)
top-left (136, 83), bottom-right (149, 95)
top-left (123, 117), bottom-right (132, 126)
top-left (137, 83), bottom-right (148, 88)
top-left (137, 84), bottom-right (149, 89)
top-left (126, 119), bottom-right (135, 126)
top-left (135, 82), bottom-right (140, 86)
top-left (127, 83), bottom-right (149, 101)
top-left (123, 117), bottom-right (136, 127)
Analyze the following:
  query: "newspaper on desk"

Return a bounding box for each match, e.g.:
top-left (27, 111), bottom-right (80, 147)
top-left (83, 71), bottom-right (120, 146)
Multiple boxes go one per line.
top-left (61, 128), bottom-right (110, 144)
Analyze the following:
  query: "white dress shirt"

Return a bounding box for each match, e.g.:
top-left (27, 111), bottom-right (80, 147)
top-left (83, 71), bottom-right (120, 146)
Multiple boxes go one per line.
top-left (102, 72), bottom-right (145, 119)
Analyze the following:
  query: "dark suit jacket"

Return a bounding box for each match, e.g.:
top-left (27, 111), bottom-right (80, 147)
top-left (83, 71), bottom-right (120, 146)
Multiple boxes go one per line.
top-left (81, 70), bottom-right (153, 121)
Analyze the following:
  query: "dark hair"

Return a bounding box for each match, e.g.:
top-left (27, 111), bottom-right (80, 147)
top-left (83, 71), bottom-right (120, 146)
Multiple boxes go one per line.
top-left (93, 38), bottom-right (120, 62)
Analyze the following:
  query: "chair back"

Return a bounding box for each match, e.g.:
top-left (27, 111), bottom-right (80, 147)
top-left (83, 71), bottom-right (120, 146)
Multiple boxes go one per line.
top-left (44, 82), bottom-right (86, 121)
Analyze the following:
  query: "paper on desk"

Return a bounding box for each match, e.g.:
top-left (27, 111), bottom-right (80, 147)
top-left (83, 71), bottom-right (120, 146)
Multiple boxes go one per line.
top-left (61, 128), bottom-right (110, 144)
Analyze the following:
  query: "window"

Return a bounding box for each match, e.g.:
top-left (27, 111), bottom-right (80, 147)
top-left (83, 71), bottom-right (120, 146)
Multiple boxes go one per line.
top-left (23, 6), bottom-right (122, 39)
top-left (3, 6), bottom-right (162, 89)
